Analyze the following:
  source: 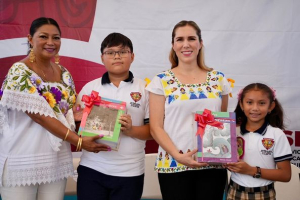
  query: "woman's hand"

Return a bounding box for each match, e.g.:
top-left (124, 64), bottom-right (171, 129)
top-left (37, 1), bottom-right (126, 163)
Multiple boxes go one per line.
top-left (119, 114), bottom-right (132, 136)
top-left (81, 135), bottom-right (111, 153)
top-left (73, 104), bottom-right (83, 122)
top-left (175, 149), bottom-right (208, 168)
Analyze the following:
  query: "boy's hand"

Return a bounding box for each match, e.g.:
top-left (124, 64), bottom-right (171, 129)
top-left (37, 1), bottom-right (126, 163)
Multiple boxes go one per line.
top-left (119, 114), bottom-right (133, 136)
top-left (73, 104), bottom-right (83, 122)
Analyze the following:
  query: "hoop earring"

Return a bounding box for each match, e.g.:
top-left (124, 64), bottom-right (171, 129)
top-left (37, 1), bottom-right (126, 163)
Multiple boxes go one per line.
top-left (55, 54), bottom-right (60, 64)
top-left (29, 48), bottom-right (35, 63)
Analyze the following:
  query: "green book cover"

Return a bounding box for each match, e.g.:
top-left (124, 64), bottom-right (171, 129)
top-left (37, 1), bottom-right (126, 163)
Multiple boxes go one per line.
top-left (79, 97), bottom-right (126, 151)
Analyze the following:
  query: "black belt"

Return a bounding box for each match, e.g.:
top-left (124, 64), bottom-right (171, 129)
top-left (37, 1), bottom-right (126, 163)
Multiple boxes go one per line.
top-left (229, 179), bottom-right (274, 193)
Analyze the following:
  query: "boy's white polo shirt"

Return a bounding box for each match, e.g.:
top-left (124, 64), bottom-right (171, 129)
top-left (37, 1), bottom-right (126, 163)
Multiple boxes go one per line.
top-left (231, 122), bottom-right (293, 187)
top-left (76, 71), bottom-right (149, 177)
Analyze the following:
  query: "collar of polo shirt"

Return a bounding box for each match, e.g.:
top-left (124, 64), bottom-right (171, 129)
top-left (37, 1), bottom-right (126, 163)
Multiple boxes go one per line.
top-left (101, 71), bottom-right (134, 85)
top-left (240, 120), bottom-right (269, 136)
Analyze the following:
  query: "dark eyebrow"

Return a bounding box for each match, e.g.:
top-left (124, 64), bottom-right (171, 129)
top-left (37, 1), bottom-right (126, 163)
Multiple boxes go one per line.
top-left (39, 32), bottom-right (60, 36)
top-left (105, 47), bottom-right (129, 51)
top-left (175, 36), bottom-right (183, 39)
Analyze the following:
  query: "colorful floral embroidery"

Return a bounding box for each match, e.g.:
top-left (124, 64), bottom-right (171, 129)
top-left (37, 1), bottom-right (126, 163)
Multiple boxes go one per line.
top-left (0, 63), bottom-right (76, 116)
top-left (155, 151), bottom-right (223, 173)
top-left (156, 70), bottom-right (225, 104)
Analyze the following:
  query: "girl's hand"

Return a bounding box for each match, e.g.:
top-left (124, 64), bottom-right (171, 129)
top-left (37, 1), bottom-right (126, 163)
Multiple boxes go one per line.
top-left (119, 114), bottom-right (132, 136)
top-left (175, 149), bottom-right (208, 168)
top-left (73, 104), bottom-right (83, 122)
top-left (225, 160), bottom-right (255, 175)
top-left (81, 135), bottom-right (111, 153)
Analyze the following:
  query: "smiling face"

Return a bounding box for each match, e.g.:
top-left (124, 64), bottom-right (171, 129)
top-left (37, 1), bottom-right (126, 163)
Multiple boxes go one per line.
top-left (172, 25), bottom-right (202, 66)
top-left (28, 24), bottom-right (61, 61)
top-left (101, 45), bottom-right (134, 76)
top-left (240, 89), bottom-right (275, 127)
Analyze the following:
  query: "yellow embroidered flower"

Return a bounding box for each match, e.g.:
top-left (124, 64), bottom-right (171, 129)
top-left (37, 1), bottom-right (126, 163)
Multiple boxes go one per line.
top-left (62, 90), bottom-right (68, 99)
top-left (36, 78), bottom-right (42, 85)
top-left (43, 92), bottom-right (57, 108)
top-left (28, 87), bottom-right (36, 94)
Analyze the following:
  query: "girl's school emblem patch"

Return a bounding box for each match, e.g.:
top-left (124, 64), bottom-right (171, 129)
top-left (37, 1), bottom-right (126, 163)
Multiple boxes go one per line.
top-left (262, 138), bottom-right (274, 150)
top-left (130, 92), bottom-right (142, 102)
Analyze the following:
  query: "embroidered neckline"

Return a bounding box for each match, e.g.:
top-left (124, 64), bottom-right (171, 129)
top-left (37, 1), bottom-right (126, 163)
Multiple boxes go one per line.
top-left (168, 69), bottom-right (211, 87)
top-left (18, 62), bottom-right (70, 87)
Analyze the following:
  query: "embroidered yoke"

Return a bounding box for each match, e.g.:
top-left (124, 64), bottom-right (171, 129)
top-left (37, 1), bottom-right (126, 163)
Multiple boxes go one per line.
top-left (0, 62), bottom-right (76, 187)
top-left (146, 69), bottom-right (232, 173)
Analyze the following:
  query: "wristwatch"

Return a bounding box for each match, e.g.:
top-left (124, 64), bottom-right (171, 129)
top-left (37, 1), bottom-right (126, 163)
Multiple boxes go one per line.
top-left (253, 166), bottom-right (261, 178)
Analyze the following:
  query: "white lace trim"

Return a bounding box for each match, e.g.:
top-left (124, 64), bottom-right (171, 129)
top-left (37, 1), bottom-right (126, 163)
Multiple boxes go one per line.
top-left (1, 90), bottom-right (65, 151)
top-left (0, 103), bottom-right (9, 135)
top-left (1, 90), bottom-right (56, 118)
top-left (4, 161), bottom-right (74, 187)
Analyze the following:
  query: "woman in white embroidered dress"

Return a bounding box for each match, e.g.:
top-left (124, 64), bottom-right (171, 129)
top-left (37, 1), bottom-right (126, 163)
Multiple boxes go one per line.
top-left (146, 20), bottom-right (231, 200)
top-left (0, 17), bottom-right (109, 200)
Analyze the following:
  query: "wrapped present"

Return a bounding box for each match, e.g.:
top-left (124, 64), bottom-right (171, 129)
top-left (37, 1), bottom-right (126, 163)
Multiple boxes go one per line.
top-left (194, 109), bottom-right (238, 164)
top-left (78, 90), bottom-right (126, 151)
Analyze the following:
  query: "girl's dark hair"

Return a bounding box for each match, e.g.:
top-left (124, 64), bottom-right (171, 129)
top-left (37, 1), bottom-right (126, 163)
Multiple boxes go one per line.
top-left (28, 17), bottom-right (61, 49)
top-left (100, 33), bottom-right (133, 53)
top-left (234, 83), bottom-right (285, 129)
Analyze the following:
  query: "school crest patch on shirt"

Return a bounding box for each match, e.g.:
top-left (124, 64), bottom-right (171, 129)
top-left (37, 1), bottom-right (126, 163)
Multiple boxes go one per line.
top-left (262, 138), bottom-right (274, 150)
top-left (130, 92), bottom-right (142, 102)
top-left (130, 92), bottom-right (141, 108)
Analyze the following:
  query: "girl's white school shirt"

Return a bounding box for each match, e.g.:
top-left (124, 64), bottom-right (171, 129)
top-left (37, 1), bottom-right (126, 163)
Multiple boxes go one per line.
top-left (231, 124), bottom-right (293, 187)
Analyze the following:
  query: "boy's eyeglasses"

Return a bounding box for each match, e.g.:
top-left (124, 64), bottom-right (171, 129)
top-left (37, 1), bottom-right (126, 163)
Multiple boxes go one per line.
top-left (103, 50), bottom-right (131, 58)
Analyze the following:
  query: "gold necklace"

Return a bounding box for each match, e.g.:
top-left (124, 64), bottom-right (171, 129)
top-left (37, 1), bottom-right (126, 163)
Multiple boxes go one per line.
top-left (40, 63), bottom-right (54, 81)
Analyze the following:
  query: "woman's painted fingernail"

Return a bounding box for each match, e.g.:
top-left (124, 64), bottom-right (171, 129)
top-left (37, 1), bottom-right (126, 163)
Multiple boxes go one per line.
top-left (99, 134), bottom-right (104, 137)
top-left (76, 106), bottom-right (80, 111)
top-left (107, 147), bottom-right (111, 151)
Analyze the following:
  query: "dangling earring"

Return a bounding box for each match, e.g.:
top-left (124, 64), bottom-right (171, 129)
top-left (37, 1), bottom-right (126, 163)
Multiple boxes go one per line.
top-left (55, 54), bottom-right (60, 64)
top-left (29, 48), bottom-right (35, 63)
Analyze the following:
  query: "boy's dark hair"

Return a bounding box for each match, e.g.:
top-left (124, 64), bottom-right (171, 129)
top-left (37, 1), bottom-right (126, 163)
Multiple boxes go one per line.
top-left (100, 33), bottom-right (133, 53)
top-left (234, 83), bottom-right (285, 129)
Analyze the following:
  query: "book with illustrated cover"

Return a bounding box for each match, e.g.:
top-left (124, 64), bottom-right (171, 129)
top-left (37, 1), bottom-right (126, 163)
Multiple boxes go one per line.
top-left (194, 109), bottom-right (238, 164)
top-left (79, 91), bottom-right (126, 151)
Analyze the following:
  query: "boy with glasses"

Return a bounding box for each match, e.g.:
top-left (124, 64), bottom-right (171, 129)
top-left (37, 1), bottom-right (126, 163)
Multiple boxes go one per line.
top-left (76, 32), bottom-right (151, 200)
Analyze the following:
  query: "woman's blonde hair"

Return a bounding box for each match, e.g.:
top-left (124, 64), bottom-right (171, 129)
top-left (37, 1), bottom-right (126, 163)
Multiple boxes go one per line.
top-left (169, 20), bottom-right (212, 71)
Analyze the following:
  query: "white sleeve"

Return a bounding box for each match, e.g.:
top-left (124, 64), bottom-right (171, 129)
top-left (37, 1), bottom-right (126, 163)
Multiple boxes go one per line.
top-left (220, 73), bottom-right (232, 96)
top-left (274, 129), bottom-right (293, 162)
top-left (145, 75), bottom-right (165, 96)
